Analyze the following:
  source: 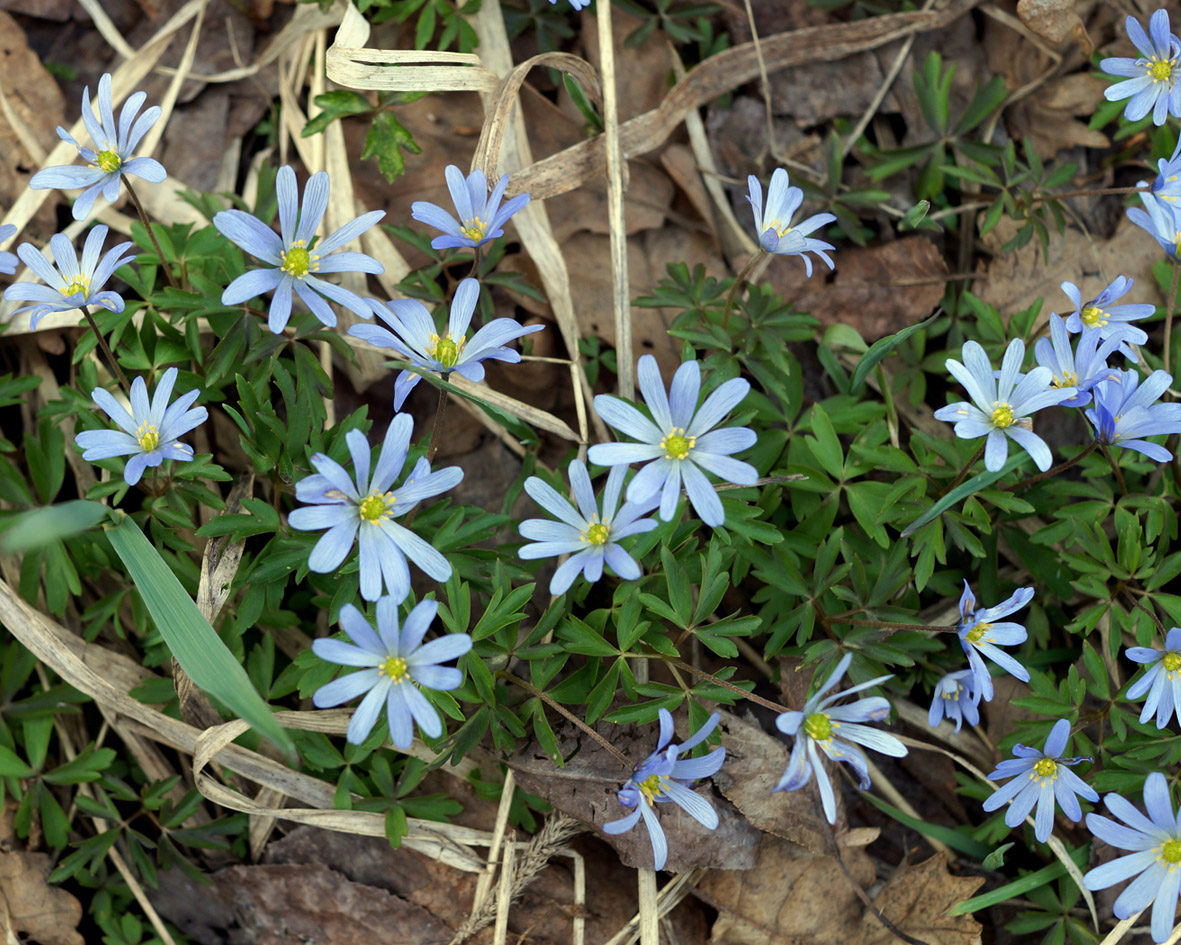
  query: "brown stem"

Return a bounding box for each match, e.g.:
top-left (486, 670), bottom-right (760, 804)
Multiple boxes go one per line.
top-left (501, 671), bottom-right (632, 768)
top-left (80, 305), bottom-right (130, 390)
top-left (1003, 439), bottom-right (1099, 492)
top-left (1101, 443), bottom-right (1128, 497)
top-left (666, 657), bottom-right (790, 713)
top-left (426, 380), bottom-right (449, 465)
top-left (937, 443), bottom-right (985, 498)
top-left (721, 251), bottom-right (763, 332)
top-left (123, 178), bottom-right (179, 290)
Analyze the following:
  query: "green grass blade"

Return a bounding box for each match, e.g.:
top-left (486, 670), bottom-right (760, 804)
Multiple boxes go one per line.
top-left (860, 791), bottom-right (991, 859)
top-left (947, 844), bottom-right (1088, 915)
top-left (850, 312), bottom-right (938, 394)
top-left (1, 500), bottom-right (110, 553)
top-left (900, 451), bottom-right (1027, 539)
top-left (105, 512), bottom-right (294, 758)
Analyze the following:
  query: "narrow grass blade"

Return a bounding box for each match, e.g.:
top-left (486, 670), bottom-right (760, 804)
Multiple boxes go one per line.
top-left (850, 312), bottom-right (938, 394)
top-left (947, 843), bottom-right (1088, 915)
top-left (900, 451), bottom-right (1027, 539)
top-left (1, 500), bottom-right (110, 552)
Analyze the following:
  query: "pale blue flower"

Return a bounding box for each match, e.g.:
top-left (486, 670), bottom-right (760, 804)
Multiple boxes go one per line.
top-left (411, 165), bottom-right (530, 251)
top-left (1084, 772), bottom-right (1181, 943)
top-left (602, 708), bottom-right (725, 870)
top-left (1033, 315), bottom-right (1124, 408)
top-left (214, 165), bottom-right (384, 334)
top-left (774, 653), bottom-right (907, 825)
top-left (0, 224), bottom-right (16, 276)
top-left (29, 73), bottom-right (167, 221)
top-left (1060, 277), bottom-right (1152, 360)
top-left (927, 669), bottom-right (981, 733)
top-left (547, 0), bottom-right (589, 8)
top-left (957, 581), bottom-right (1033, 702)
top-left (1101, 10), bottom-right (1181, 126)
top-left (933, 338), bottom-right (1075, 472)
top-left (3, 225), bottom-right (135, 330)
top-left (350, 278), bottom-right (542, 410)
top-left (287, 414), bottom-right (462, 602)
top-left (1087, 369), bottom-right (1181, 462)
top-left (587, 355), bottom-right (757, 527)
top-left (519, 461), bottom-right (659, 595)
top-left (982, 719), bottom-right (1097, 843)
top-left (746, 168), bottom-right (836, 275)
top-left (1151, 137), bottom-right (1181, 215)
top-left (1126, 627), bottom-right (1181, 729)
top-left (74, 367), bottom-right (207, 486)
top-left (1128, 191), bottom-right (1181, 258)
top-left (312, 597), bottom-right (471, 748)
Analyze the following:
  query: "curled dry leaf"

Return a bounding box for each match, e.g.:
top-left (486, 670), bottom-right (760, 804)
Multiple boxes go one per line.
top-left (854, 853), bottom-right (985, 945)
top-left (0, 847), bottom-right (84, 945)
top-left (1016, 0), bottom-right (1088, 47)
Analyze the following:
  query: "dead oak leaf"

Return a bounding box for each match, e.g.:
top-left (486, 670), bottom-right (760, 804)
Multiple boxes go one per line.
top-left (1007, 74), bottom-right (1110, 160)
top-left (854, 853), bottom-right (985, 945)
top-left (0, 848), bottom-right (84, 945)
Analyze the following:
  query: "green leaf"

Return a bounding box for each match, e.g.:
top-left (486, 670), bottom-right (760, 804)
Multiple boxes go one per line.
top-left (899, 199), bottom-right (930, 231)
top-left (805, 403), bottom-right (844, 479)
top-left (0, 500), bottom-right (109, 553)
top-left (0, 744), bottom-right (33, 778)
top-left (948, 844), bottom-right (1088, 915)
top-left (361, 111), bottom-right (423, 183)
top-left (302, 90), bottom-right (374, 137)
top-left (861, 792), bottom-right (990, 858)
top-left (849, 313), bottom-right (938, 394)
top-left (900, 451), bottom-right (1028, 539)
top-left (104, 512), bottom-right (294, 758)
top-left (982, 842), bottom-right (1014, 870)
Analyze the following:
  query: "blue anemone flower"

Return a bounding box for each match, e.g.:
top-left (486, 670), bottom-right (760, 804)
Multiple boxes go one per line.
top-left (411, 165), bottom-right (530, 251)
top-left (29, 73), bottom-right (166, 221)
top-left (602, 709), bottom-right (725, 870)
top-left (1060, 277), bottom-right (1152, 360)
top-left (1084, 773), bottom-right (1181, 943)
top-left (1129, 191), bottom-right (1181, 259)
top-left (1127, 627), bottom-right (1181, 729)
top-left (927, 670), bottom-right (981, 733)
top-left (287, 415), bottom-right (462, 602)
top-left (311, 597), bottom-right (471, 748)
top-left (746, 168), bottom-right (836, 275)
top-left (1087, 369), bottom-right (1181, 462)
top-left (349, 278), bottom-right (542, 410)
top-left (74, 367), bottom-right (207, 486)
top-left (3, 225), bottom-right (135, 330)
top-left (957, 581), bottom-right (1033, 702)
top-left (934, 339), bottom-right (1076, 472)
top-left (1033, 315), bottom-right (1123, 408)
top-left (0, 224), bottom-right (16, 276)
top-left (1101, 10), bottom-right (1181, 126)
top-left (774, 653), bottom-right (907, 825)
top-left (214, 165), bottom-right (384, 334)
top-left (982, 719), bottom-right (1098, 843)
top-left (1151, 137), bottom-right (1181, 216)
top-left (587, 355), bottom-right (757, 527)
top-left (518, 460), bottom-right (659, 595)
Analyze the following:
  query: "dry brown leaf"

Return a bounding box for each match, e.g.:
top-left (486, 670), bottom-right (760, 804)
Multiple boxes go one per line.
top-left (1007, 73), bottom-right (1110, 159)
top-left (580, 8), bottom-right (669, 122)
top-left (0, 848), bottom-right (84, 945)
top-left (1017, 0), bottom-right (1087, 46)
top-left (854, 853), bottom-right (984, 945)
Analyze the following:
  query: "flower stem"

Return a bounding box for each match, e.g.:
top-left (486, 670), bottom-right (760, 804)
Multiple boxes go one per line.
top-left (665, 657), bottom-right (790, 713)
top-left (1004, 439), bottom-right (1099, 492)
top-left (80, 305), bottom-right (129, 390)
top-left (123, 178), bottom-right (179, 290)
top-left (1166, 259), bottom-right (1181, 378)
top-left (426, 379), bottom-right (450, 465)
top-left (501, 671), bottom-right (632, 768)
top-left (837, 618), bottom-right (958, 634)
top-left (720, 251), bottom-right (764, 332)
top-left (937, 442), bottom-right (986, 498)
top-left (1100, 443), bottom-right (1128, 496)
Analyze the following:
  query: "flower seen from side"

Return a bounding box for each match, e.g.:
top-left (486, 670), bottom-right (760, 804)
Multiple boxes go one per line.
top-left (746, 168), bottom-right (836, 275)
top-left (1100, 10), bottom-right (1181, 126)
top-left (0, 224), bottom-right (16, 276)
top-left (927, 669), bottom-right (981, 733)
top-left (1033, 315), bottom-right (1124, 408)
top-left (981, 718), bottom-right (1098, 842)
top-left (74, 367), bottom-right (207, 486)
top-left (311, 597), bottom-right (471, 748)
top-left (1087, 369), bottom-right (1181, 462)
top-left (518, 460), bottom-right (659, 596)
top-left (602, 709), bottom-right (725, 870)
top-left (1151, 136), bottom-right (1181, 212)
top-left (773, 653), bottom-right (907, 825)
top-left (587, 355), bottom-right (758, 527)
top-left (287, 414), bottom-right (463, 602)
top-left (547, 0), bottom-right (589, 8)
top-left (933, 338), bottom-right (1075, 472)
top-left (1126, 627), bottom-right (1181, 729)
top-left (1129, 191), bottom-right (1181, 258)
top-left (957, 581), bottom-right (1033, 702)
top-left (29, 73), bottom-right (167, 221)
top-left (411, 165), bottom-right (530, 251)
top-left (350, 278), bottom-right (542, 410)
top-left (214, 165), bottom-right (384, 334)
top-left (3, 225), bottom-right (135, 330)
top-left (1084, 772), bottom-right (1181, 943)
top-left (1060, 277), bottom-right (1152, 360)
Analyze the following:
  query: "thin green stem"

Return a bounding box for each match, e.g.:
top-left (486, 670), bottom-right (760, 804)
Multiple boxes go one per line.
top-left (937, 443), bottom-right (985, 498)
top-left (123, 178), bottom-right (179, 290)
top-left (721, 251), bottom-right (763, 332)
top-left (80, 305), bottom-right (129, 390)
top-left (1166, 260), bottom-right (1181, 378)
top-left (501, 671), bottom-right (631, 768)
top-left (426, 380), bottom-right (449, 466)
top-left (1101, 443), bottom-right (1128, 496)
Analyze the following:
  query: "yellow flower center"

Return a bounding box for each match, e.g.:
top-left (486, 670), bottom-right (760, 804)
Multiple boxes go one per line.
top-left (429, 335), bottom-right (464, 369)
top-left (461, 218), bottom-right (487, 242)
top-left (765, 217), bottom-right (793, 237)
top-left (941, 685), bottom-right (961, 701)
top-left (1051, 370), bottom-right (1079, 389)
top-left (95, 149), bottom-right (122, 173)
top-left (358, 490), bottom-right (394, 523)
top-left (965, 622), bottom-right (990, 644)
top-left (585, 522), bottom-right (610, 545)
top-left (638, 773), bottom-right (665, 804)
top-left (61, 275), bottom-right (90, 299)
top-left (1081, 306), bottom-right (1108, 328)
top-left (990, 404), bottom-right (1015, 429)
top-left (137, 423), bottom-right (159, 452)
top-left (381, 656), bottom-right (408, 682)
top-left (1165, 651), bottom-right (1181, 673)
top-left (660, 428), bottom-right (695, 460)
top-left (1163, 839), bottom-right (1181, 864)
top-left (280, 242), bottom-right (315, 278)
top-left (804, 712), bottom-right (832, 741)
top-left (1150, 59), bottom-right (1174, 82)
top-left (1033, 758), bottom-right (1057, 779)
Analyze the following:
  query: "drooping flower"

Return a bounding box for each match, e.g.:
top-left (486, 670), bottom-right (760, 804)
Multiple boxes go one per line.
top-left (602, 709), bottom-right (725, 870)
top-left (287, 414), bottom-right (462, 602)
top-left (349, 278), bottom-right (542, 410)
top-left (3, 225), bottom-right (135, 330)
top-left (1150, 136), bottom-right (1181, 215)
top-left (774, 653), bottom-right (907, 825)
top-left (312, 597), bottom-right (471, 748)
top-left (0, 224), bottom-right (16, 276)
top-left (1033, 316), bottom-right (1124, 408)
top-left (1060, 277), bottom-right (1152, 360)
top-left (1087, 369), bottom-right (1181, 462)
top-left (518, 461), bottom-right (659, 596)
top-left (29, 73), bottom-right (167, 221)
top-left (982, 719), bottom-right (1098, 843)
top-left (745, 168), bottom-right (836, 275)
top-left (1129, 191), bottom-right (1181, 258)
top-left (933, 338), bottom-right (1076, 472)
top-left (927, 669), bottom-right (982, 733)
top-left (214, 165), bottom-right (384, 334)
top-left (411, 165), bottom-right (530, 251)
top-left (1126, 627), bottom-right (1181, 729)
top-left (587, 355), bottom-right (758, 527)
top-left (957, 581), bottom-right (1033, 702)
top-left (74, 367), bottom-right (207, 486)
top-left (1084, 772), bottom-right (1181, 943)
top-left (1100, 10), bottom-right (1181, 126)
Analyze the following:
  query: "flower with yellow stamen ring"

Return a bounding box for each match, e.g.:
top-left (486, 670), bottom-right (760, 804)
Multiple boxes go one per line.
top-left (1127, 627), bottom-right (1181, 729)
top-left (411, 164), bottom-right (531, 251)
top-left (956, 579), bottom-right (1033, 702)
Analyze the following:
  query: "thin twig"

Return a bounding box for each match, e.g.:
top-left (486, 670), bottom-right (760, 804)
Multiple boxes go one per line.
top-left (936, 443), bottom-right (985, 498)
top-left (666, 657), bottom-right (789, 713)
top-left (501, 671), bottom-right (632, 768)
top-left (1004, 439), bottom-right (1098, 492)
